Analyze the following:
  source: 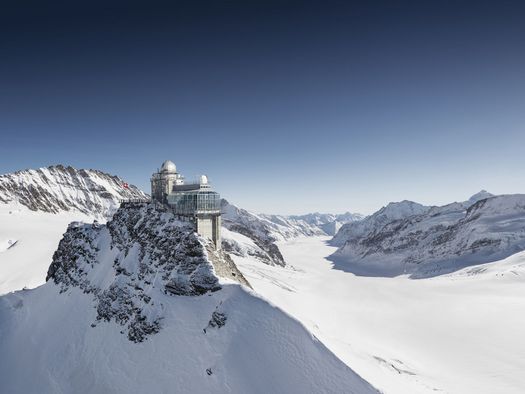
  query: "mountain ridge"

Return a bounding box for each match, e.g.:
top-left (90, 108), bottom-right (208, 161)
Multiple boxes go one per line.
top-left (0, 165), bottom-right (147, 219)
top-left (0, 203), bottom-right (377, 393)
top-left (330, 191), bottom-right (525, 277)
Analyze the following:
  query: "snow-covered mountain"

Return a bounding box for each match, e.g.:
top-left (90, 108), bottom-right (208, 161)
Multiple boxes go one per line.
top-left (0, 203), bottom-right (376, 394)
top-left (289, 212), bottom-right (364, 235)
top-left (330, 192), bottom-right (525, 277)
top-left (0, 165), bottom-right (147, 218)
top-left (467, 189), bottom-right (494, 204)
top-left (0, 165), bottom-right (146, 294)
top-left (221, 199), bottom-right (362, 267)
top-left (331, 200), bottom-right (430, 246)
top-left (221, 200), bottom-right (322, 266)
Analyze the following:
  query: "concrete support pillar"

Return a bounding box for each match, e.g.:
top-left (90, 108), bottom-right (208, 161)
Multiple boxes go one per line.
top-left (213, 215), bottom-right (221, 250)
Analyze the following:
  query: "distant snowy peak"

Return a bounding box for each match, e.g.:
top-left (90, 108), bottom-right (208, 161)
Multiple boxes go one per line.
top-left (0, 165), bottom-right (147, 219)
top-left (377, 200), bottom-right (430, 218)
top-left (468, 189), bottom-right (494, 204)
top-left (331, 193), bottom-right (499, 248)
top-left (331, 200), bottom-right (430, 246)
top-left (331, 193), bottom-right (525, 277)
top-left (289, 212), bottom-right (364, 235)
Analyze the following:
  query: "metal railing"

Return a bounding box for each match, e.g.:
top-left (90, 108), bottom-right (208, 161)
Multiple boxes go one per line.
top-left (119, 198), bottom-right (151, 204)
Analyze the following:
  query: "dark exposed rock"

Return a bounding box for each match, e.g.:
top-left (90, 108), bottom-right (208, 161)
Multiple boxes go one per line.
top-left (45, 203), bottom-right (249, 342)
top-left (208, 311), bottom-right (227, 329)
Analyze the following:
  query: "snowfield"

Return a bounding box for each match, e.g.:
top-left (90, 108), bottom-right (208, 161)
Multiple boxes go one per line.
top-left (232, 236), bottom-right (525, 394)
top-left (0, 283), bottom-right (376, 394)
top-left (0, 204), bottom-right (94, 294)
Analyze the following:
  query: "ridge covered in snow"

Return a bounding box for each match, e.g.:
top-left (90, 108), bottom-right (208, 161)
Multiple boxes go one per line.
top-left (289, 212), bottom-right (364, 235)
top-left (331, 200), bottom-right (430, 246)
top-left (221, 199), bottom-right (321, 266)
top-left (0, 203), bottom-right (376, 394)
top-left (330, 192), bottom-right (525, 277)
top-left (221, 199), bottom-right (362, 267)
top-left (0, 165), bottom-right (147, 219)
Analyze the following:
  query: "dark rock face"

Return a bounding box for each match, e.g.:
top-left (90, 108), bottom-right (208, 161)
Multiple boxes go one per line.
top-left (47, 222), bottom-right (100, 291)
top-left (0, 165), bottom-right (147, 218)
top-left (47, 204), bottom-right (227, 342)
top-left (208, 311), bottom-right (227, 329)
top-left (204, 302), bottom-right (227, 333)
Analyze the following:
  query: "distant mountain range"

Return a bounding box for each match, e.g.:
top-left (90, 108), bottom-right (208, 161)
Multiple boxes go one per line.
top-left (221, 200), bottom-right (362, 266)
top-left (330, 190), bottom-right (525, 278)
top-left (3, 164), bottom-right (523, 284)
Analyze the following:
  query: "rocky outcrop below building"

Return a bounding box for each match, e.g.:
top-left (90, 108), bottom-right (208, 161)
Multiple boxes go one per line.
top-left (47, 203), bottom-right (249, 341)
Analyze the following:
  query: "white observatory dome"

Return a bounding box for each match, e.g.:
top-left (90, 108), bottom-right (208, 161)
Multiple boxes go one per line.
top-left (160, 160), bottom-right (177, 173)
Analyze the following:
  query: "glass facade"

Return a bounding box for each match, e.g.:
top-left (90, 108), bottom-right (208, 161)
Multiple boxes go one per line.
top-left (167, 191), bottom-right (220, 215)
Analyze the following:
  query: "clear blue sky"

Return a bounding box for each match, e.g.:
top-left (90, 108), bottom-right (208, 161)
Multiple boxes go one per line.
top-left (1, 1), bottom-right (524, 215)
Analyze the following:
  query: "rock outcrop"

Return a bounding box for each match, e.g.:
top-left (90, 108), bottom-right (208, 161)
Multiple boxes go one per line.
top-left (47, 203), bottom-right (249, 342)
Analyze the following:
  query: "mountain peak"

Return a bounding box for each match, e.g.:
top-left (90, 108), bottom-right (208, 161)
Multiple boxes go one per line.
top-left (0, 165), bottom-right (147, 218)
top-left (379, 200), bottom-right (429, 219)
top-left (468, 190), bottom-right (494, 204)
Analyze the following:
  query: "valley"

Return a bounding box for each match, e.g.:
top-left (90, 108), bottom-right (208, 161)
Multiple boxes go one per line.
top-left (233, 236), bottom-right (525, 394)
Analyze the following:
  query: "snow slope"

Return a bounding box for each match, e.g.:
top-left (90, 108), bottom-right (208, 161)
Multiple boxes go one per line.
top-left (232, 236), bottom-right (525, 394)
top-left (0, 205), bottom-right (376, 394)
top-left (331, 192), bottom-right (525, 277)
top-left (0, 204), bottom-right (96, 294)
top-left (0, 165), bottom-right (146, 295)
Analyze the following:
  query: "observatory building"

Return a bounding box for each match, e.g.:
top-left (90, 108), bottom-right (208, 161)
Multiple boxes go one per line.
top-left (151, 160), bottom-right (221, 249)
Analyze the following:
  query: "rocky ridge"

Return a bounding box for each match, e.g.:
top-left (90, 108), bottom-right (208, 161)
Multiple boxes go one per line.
top-left (47, 203), bottom-right (249, 342)
top-left (0, 165), bottom-right (146, 219)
